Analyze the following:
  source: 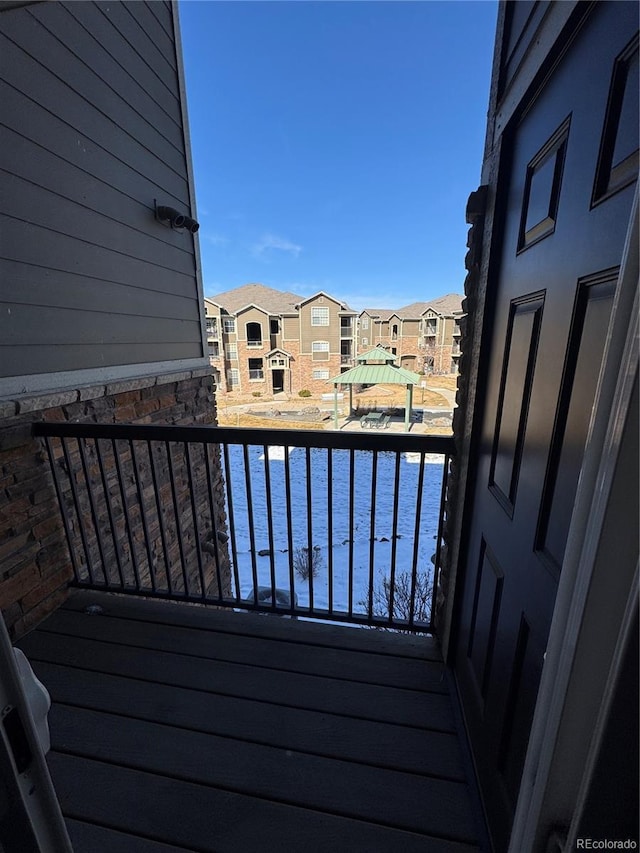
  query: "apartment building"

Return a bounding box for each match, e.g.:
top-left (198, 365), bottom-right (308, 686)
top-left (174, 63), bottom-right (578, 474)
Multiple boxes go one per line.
top-left (205, 284), bottom-right (357, 395)
top-left (358, 293), bottom-right (464, 374)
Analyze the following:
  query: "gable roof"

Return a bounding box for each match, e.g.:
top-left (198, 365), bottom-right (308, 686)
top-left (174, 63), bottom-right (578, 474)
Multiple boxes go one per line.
top-left (360, 293), bottom-right (464, 321)
top-left (296, 290), bottom-right (354, 312)
top-left (207, 283), bottom-right (302, 315)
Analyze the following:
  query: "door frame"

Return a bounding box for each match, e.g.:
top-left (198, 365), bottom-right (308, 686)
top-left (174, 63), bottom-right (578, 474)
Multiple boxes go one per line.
top-left (0, 616), bottom-right (72, 851)
top-left (509, 190), bottom-right (638, 851)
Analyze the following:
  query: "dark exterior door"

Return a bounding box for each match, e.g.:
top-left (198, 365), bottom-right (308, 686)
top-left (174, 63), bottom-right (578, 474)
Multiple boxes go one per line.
top-left (454, 4), bottom-right (638, 849)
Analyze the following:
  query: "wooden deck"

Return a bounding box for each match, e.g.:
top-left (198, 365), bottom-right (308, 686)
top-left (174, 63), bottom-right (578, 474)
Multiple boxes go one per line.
top-left (19, 590), bottom-right (486, 852)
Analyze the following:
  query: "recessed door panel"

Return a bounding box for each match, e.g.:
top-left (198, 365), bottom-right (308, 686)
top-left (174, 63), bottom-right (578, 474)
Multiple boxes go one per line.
top-left (454, 4), bottom-right (638, 849)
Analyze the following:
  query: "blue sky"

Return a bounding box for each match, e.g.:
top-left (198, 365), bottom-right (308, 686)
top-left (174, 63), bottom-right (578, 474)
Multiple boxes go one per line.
top-left (179, 1), bottom-right (497, 311)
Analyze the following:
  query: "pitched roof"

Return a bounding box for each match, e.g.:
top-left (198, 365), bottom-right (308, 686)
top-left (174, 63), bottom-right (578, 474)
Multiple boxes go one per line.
top-left (329, 363), bottom-right (420, 386)
top-left (296, 290), bottom-right (355, 312)
top-left (356, 346), bottom-right (397, 363)
top-left (207, 283), bottom-right (302, 315)
top-left (360, 293), bottom-right (464, 320)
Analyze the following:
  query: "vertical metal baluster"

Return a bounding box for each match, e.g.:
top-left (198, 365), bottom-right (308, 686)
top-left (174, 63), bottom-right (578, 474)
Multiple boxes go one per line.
top-left (262, 446), bottom-right (277, 612)
top-left (222, 443), bottom-right (242, 605)
top-left (327, 448), bottom-right (333, 617)
top-left (367, 450), bottom-right (378, 624)
top-left (44, 437), bottom-right (81, 583)
top-left (185, 442), bottom-right (207, 601)
top-left (243, 444), bottom-right (259, 606)
top-left (112, 439), bottom-right (141, 591)
top-left (431, 454), bottom-right (449, 630)
top-left (148, 441), bottom-right (173, 594)
top-left (283, 441), bottom-right (295, 613)
top-left (408, 450), bottom-right (426, 630)
top-left (130, 440), bottom-right (156, 593)
top-left (203, 442), bottom-right (224, 603)
top-left (348, 448), bottom-right (355, 619)
top-left (60, 437), bottom-right (93, 583)
top-left (95, 438), bottom-right (126, 589)
top-left (388, 451), bottom-right (402, 626)
top-left (77, 437), bottom-right (109, 586)
top-left (166, 441), bottom-right (189, 595)
top-left (305, 447), bottom-right (314, 615)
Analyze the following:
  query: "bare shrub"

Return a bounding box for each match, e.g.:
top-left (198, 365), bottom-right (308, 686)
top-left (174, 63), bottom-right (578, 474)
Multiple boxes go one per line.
top-left (293, 546), bottom-right (323, 581)
top-left (360, 569), bottom-right (433, 630)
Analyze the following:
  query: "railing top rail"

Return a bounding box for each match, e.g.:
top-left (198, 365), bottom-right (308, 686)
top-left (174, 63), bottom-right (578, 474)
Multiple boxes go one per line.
top-left (33, 422), bottom-right (455, 454)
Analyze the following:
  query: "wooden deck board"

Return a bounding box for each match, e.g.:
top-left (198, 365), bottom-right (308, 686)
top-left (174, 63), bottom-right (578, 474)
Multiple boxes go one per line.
top-left (62, 589), bottom-right (442, 660)
top-left (50, 755), bottom-right (479, 853)
top-left (31, 662), bottom-right (465, 778)
top-left (20, 631), bottom-right (453, 729)
top-left (20, 591), bottom-right (483, 852)
top-left (39, 607), bottom-right (447, 691)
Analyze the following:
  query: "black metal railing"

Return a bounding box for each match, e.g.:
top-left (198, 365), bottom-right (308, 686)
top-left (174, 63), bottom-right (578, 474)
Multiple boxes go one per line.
top-left (33, 423), bottom-right (453, 632)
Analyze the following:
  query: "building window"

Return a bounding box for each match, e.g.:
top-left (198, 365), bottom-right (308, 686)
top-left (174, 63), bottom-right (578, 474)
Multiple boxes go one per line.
top-left (248, 358), bottom-right (264, 381)
top-left (391, 323), bottom-right (398, 340)
top-left (223, 317), bottom-right (236, 334)
top-left (246, 322), bottom-right (263, 347)
top-left (361, 316), bottom-right (369, 330)
top-left (312, 341), bottom-right (330, 361)
top-left (270, 318), bottom-right (280, 335)
top-left (208, 342), bottom-right (220, 358)
top-left (361, 337), bottom-right (368, 347)
top-left (312, 369), bottom-right (330, 380)
top-left (225, 343), bottom-right (238, 361)
top-left (311, 307), bottom-right (330, 326)
top-left (270, 357), bottom-right (286, 367)
top-left (226, 368), bottom-right (239, 387)
top-left (391, 347), bottom-right (397, 355)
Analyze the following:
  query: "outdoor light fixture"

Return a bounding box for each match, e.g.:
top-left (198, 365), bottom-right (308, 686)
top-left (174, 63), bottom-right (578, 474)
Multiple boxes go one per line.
top-left (155, 202), bottom-right (200, 233)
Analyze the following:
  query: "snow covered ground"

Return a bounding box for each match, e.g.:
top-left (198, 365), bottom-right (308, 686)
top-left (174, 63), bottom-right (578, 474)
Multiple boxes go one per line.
top-left (222, 445), bottom-right (445, 619)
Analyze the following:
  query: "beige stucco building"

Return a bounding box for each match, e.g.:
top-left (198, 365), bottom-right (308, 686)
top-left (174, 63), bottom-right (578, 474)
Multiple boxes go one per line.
top-left (205, 284), bottom-right (357, 395)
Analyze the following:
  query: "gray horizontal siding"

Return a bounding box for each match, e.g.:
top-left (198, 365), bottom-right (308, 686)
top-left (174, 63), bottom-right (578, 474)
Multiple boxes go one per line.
top-left (68, 2), bottom-right (182, 127)
top-left (0, 83), bottom-right (187, 208)
top-left (1, 343), bottom-right (203, 377)
top-left (1, 219), bottom-right (196, 299)
top-left (1, 261), bottom-right (199, 322)
top-left (0, 0), bottom-right (205, 380)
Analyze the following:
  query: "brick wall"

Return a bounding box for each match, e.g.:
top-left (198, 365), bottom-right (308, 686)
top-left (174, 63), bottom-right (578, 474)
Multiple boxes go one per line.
top-left (0, 368), bottom-right (230, 639)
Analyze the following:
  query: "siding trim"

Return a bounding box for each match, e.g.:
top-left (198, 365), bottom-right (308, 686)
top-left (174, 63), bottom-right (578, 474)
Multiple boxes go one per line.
top-left (172, 0), bottom-right (208, 364)
top-left (0, 357), bottom-right (210, 400)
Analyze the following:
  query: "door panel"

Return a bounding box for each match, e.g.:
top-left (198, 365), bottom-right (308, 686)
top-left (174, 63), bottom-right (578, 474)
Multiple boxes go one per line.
top-left (455, 4), bottom-right (639, 849)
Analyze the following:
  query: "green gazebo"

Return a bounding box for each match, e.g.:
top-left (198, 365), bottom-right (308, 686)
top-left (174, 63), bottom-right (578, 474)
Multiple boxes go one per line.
top-left (328, 346), bottom-right (421, 431)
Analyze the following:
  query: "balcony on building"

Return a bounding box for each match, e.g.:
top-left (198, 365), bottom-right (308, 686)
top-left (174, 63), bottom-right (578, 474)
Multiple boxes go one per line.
top-left (19, 421), bottom-right (485, 851)
top-left (340, 317), bottom-right (354, 338)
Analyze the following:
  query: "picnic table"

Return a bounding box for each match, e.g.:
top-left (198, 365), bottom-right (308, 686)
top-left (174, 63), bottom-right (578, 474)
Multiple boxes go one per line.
top-left (360, 412), bottom-right (390, 429)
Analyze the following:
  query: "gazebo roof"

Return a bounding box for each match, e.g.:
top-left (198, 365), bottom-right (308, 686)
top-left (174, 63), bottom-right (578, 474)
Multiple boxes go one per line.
top-left (356, 346), bottom-right (397, 364)
top-left (329, 362), bottom-right (420, 386)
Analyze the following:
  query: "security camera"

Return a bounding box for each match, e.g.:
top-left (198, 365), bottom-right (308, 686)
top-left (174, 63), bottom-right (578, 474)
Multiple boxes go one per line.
top-left (156, 205), bottom-right (186, 228)
top-left (183, 216), bottom-right (200, 234)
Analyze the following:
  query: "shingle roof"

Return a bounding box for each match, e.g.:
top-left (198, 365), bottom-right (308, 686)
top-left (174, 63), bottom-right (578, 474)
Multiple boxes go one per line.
top-left (207, 283), bottom-right (302, 315)
top-left (361, 293), bottom-right (464, 320)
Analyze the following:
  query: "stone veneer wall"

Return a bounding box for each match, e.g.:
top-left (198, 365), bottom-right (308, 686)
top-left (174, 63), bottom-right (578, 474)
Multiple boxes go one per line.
top-left (0, 368), bottom-right (229, 639)
top-left (434, 186), bottom-right (488, 633)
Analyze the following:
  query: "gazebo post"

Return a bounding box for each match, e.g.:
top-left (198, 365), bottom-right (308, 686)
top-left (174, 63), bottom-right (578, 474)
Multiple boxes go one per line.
top-left (404, 384), bottom-right (413, 432)
top-left (333, 386), bottom-right (339, 429)
top-left (349, 384), bottom-right (353, 416)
